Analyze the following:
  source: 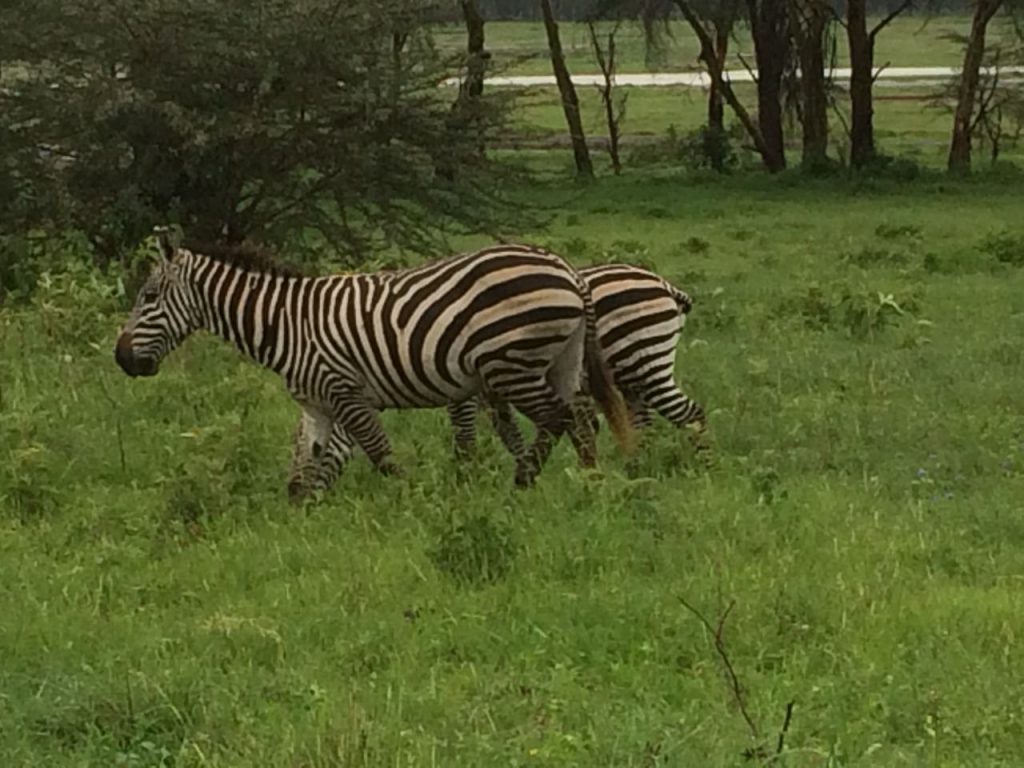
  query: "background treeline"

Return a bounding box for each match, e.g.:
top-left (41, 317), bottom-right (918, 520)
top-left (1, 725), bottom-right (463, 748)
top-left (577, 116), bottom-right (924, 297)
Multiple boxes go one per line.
top-left (457, 0), bottom-right (972, 20)
top-left (2, 0), bottom-right (1022, 301)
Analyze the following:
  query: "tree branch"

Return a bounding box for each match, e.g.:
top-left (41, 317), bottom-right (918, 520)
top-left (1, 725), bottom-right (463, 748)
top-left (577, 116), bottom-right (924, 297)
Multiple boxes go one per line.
top-left (870, 0), bottom-right (913, 41)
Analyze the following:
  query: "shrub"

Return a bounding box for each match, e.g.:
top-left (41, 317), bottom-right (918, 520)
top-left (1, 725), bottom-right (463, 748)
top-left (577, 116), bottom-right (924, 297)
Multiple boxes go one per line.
top-left (978, 230), bottom-right (1024, 266)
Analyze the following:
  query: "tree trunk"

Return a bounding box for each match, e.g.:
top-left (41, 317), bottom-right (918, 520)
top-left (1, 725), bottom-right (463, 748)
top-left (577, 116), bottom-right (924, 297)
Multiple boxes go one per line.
top-left (461, 0), bottom-right (486, 103)
top-left (793, 1), bottom-right (830, 170)
top-left (949, 0), bottom-right (1003, 174)
top-left (439, 0), bottom-right (488, 180)
top-left (747, 0), bottom-right (788, 172)
top-left (847, 0), bottom-right (875, 168)
top-left (707, 24), bottom-right (729, 134)
top-left (539, 0), bottom-right (593, 178)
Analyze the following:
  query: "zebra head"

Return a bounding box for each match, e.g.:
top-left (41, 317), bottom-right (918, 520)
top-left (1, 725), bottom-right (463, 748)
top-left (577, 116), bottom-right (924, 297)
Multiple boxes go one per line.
top-left (115, 228), bottom-right (203, 377)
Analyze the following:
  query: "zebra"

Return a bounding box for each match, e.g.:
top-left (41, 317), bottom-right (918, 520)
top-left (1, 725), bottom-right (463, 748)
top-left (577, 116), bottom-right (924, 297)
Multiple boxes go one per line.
top-left (114, 229), bottom-right (633, 494)
top-left (290, 262), bottom-right (708, 493)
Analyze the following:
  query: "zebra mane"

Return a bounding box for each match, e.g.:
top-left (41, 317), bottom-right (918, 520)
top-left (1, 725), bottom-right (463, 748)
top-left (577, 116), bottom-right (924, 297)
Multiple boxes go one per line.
top-left (180, 238), bottom-right (308, 278)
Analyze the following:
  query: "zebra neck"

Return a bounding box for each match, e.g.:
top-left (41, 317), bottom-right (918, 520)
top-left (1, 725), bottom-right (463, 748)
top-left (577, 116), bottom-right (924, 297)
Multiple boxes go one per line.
top-left (193, 260), bottom-right (300, 372)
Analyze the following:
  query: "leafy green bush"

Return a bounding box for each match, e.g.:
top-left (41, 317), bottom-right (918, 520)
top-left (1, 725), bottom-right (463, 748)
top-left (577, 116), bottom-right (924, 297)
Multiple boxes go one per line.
top-left (978, 230), bottom-right (1024, 266)
top-left (1, 0), bottom-right (515, 263)
top-left (782, 282), bottom-right (921, 338)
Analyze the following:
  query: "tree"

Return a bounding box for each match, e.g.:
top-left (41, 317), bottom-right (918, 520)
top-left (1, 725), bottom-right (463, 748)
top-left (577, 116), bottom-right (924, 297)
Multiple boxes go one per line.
top-left (595, 0), bottom-right (768, 171)
top-left (672, 1), bottom-right (772, 167)
top-left (587, 21), bottom-right (627, 174)
top-left (0, 0), bottom-right (513, 264)
top-left (539, 0), bottom-right (594, 178)
top-left (845, 0), bottom-right (914, 168)
top-left (704, 1), bottom-right (743, 141)
top-left (441, 0), bottom-right (492, 174)
top-left (949, 0), bottom-right (1006, 173)
top-left (747, 0), bottom-right (791, 172)
top-left (460, 0), bottom-right (489, 106)
top-left (788, 0), bottom-right (835, 170)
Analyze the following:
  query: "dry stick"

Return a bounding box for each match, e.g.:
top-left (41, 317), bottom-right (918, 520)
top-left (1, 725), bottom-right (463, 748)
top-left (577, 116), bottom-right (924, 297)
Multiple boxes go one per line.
top-left (775, 700), bottom-right (796, 757)
top-left (97, 373), bottom-right (128, 474)
top-left (678, 596), bottom-right (761, 742)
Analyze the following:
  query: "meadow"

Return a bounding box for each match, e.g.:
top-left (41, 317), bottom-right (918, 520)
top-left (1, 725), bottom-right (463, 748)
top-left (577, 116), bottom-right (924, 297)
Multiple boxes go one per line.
top-left (4, 168), bottom-right (1024, 765)
top-left (5, 10), bottom-right (1024, 766)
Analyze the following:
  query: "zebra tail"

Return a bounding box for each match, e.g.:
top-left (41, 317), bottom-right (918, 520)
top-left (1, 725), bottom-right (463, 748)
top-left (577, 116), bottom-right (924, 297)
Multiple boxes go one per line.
top-left (581, 279), bottom-right (635, 454)
top-left (668, 282), bottom-right (694, 315)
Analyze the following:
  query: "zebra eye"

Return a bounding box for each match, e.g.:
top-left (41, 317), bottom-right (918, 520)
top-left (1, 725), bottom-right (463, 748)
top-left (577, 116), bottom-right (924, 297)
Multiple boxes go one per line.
top-left (143, 289), bottom-right (159, 304)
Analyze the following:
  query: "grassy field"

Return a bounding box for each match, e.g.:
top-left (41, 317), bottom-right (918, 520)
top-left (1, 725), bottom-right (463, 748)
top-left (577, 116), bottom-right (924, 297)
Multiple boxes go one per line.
top-left (3, 170), bottom-right (1024, 765)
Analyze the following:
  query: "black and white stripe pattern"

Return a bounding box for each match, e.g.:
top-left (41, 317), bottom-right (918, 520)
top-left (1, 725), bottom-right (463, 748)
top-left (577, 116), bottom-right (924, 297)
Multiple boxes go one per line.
top-left (295, 263), bottom-right (707, 492)
top-left (115, 230), bottom-right (632, 494)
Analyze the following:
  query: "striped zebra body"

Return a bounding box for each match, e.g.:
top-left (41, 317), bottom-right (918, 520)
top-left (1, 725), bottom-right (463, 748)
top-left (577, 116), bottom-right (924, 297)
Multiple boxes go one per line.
top-left (296, 263), bottom-right (706, 493)
top-left (115, 230), bottom-right (631, 495)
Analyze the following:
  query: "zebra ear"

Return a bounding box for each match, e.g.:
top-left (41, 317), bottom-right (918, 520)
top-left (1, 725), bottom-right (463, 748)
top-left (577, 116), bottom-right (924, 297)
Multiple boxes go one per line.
top-left (153, 226), bottom-right (176, 262)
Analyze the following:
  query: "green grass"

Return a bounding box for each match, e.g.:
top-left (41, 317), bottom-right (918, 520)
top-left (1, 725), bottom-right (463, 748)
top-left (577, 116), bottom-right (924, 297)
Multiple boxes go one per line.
top-left (4, 172), bottom-right (1024, 765)
top-left (506, 82), bottom-right (1008, 168)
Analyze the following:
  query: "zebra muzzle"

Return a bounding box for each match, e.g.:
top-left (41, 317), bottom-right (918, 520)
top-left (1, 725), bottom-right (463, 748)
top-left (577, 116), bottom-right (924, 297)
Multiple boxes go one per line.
top-left (114, 333), bottom-right (158, 377)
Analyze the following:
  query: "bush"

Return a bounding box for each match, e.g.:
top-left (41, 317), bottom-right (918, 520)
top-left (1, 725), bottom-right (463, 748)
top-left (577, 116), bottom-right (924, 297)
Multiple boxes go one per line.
top-left (0, 0), bottom-right (516, 263)
top-left (781, 282), bottom-right (921, 338)
top-left (678, 125), bottom-right (739, 173)
top-left (978, 230), bottom-right (1024, 266)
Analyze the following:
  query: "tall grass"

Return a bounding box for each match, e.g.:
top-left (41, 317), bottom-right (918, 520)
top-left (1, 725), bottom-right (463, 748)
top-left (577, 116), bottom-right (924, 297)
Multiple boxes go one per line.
top-left (2, 174), bottom-right (1024, 765)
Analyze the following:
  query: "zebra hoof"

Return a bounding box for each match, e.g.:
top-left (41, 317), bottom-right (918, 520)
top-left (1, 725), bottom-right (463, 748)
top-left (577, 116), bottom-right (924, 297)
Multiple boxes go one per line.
top-left (287, 480), bottom-right (309, 504)
top-left (514, 465), bottom-right (537, 488)
top-left (377, 460), bottom-right (404, 477)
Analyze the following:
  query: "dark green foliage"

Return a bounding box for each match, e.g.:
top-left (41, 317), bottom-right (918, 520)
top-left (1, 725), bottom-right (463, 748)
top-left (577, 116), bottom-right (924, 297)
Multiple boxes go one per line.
top-left (852, 154), bottom-right (923, 181)
top-left (626, 125), bottom-right (739, 173)
top-left (840, 246), bottom-right (908, 268)
top-left (875, 222), bottom-right (923, 241)
top-left (0, 0), bottom-right (515, 265)
top-left (782, 282), bottom-right (920, 338)
top-left (978, 230), bottom-right (1024, 266)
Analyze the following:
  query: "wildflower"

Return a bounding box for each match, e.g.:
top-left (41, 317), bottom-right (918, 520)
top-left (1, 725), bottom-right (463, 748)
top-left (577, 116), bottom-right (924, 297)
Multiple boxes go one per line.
top-left (916, 468), bottom-right (928, 479)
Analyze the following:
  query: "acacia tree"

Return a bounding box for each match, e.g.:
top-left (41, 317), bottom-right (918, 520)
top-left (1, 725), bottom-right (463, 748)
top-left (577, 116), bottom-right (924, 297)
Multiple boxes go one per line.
top-left (845, 0), bottom-right (914, 168)
top-left (540, 0), bottom-right (594, 178)
top-left (0, 0), bottom-right (513, 263)
top-left (949, 0), bottom-right (1006, 173)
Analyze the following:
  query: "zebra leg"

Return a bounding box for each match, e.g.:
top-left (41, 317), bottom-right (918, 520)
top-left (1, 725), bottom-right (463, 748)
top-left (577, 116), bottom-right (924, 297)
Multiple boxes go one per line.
top-left (485, 399), bottom-right (528, 459)
top-left (447, 400), bottom-right (478, 460)
top-left (641, 381), bottom-right (712, 466)
top-left (566, 395), bottom-right (598, 468)
top-left (289, 417), bottom-right (357, 498)
top-left (288, 407), bottom-right (335, 501)
top-left (631, 402), bottom-right (655, 429)
top-left (491, 382), bottom-right (573, 487)
top-left (328, 393), bottom-right (403, 476)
